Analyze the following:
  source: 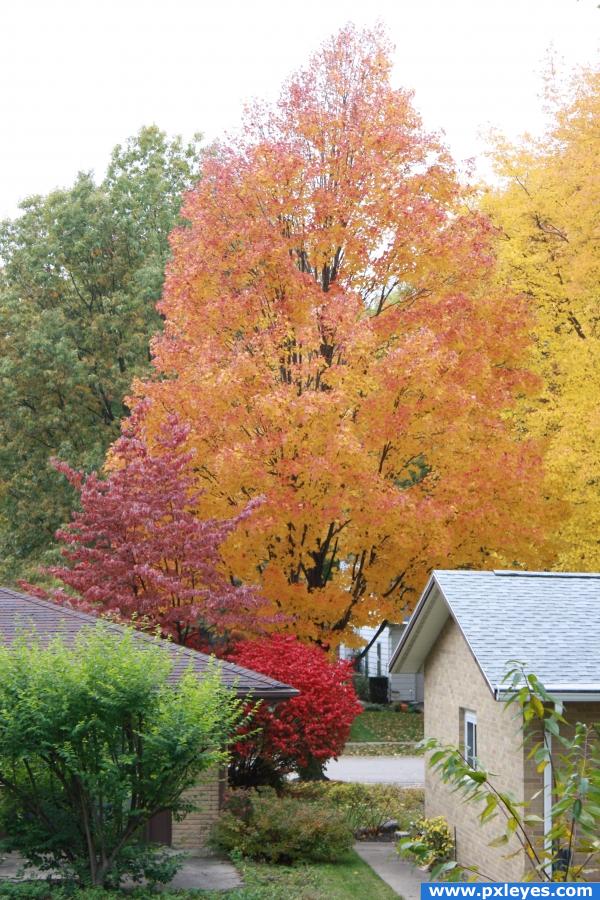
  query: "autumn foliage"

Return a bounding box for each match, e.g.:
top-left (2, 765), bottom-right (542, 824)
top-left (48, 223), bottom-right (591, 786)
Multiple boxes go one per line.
top-left (483, 66), bottom-right (600, 571)
top-left (25, 411), bottom-right (263, 649)
top-left (227, 635), bottom-right (362, 785)
top-left (125, 25), bottom-right (549, 644)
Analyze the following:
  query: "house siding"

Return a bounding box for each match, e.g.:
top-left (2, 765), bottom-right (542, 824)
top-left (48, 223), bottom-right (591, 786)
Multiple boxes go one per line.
top-left (424, 618), bottom-right (526, 881)
top-left (171, 770), bottom-right (223, 850)
top-left (341, 625), bottom-right (424, 701)
top-left (553, 702), bottom-right (600, 880)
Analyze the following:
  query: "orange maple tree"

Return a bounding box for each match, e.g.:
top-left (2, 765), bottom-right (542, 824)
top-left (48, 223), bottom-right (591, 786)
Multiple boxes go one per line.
top-left (128, 26), bottom-right (550, 645)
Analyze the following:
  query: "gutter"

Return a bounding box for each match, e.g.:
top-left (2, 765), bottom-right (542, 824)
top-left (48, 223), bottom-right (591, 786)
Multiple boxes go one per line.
top-left (242, 687), bottom-right (300, 702)
top-left (495, 686), bottom-right (600, 703)
top-left (388, 573), bottom-right (438, 672)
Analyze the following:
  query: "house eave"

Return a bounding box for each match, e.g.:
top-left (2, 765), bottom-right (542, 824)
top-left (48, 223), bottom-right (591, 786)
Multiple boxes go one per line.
top-left (495, 685), bottom-right (600, 703)
top-left (243, 687), bottom-right (299, 702)
top-left (388, 573), bottom-right (439, 674)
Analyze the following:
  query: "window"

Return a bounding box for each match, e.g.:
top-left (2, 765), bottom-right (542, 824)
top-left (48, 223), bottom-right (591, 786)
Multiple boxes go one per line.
top-left (464, 711), bottom-right (478, 769)
top-left (376, 642), bottom-right (382, 676)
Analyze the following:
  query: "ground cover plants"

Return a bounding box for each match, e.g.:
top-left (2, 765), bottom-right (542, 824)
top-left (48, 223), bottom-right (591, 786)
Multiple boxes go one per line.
top-left (348, 709), bottom-right (423, 746)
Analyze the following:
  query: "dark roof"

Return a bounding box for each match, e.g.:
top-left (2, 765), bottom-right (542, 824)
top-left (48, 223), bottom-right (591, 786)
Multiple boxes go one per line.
top-left (0, 587), bottom-right (297, 702)
top-left (390, 570), bottom-right (600, 698)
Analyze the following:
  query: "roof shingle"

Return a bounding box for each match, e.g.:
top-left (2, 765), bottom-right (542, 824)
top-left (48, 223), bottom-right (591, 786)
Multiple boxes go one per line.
top-left (391, 570), bottom-right (600, 693)
top-left (0, 587), bottom-right (297, 701)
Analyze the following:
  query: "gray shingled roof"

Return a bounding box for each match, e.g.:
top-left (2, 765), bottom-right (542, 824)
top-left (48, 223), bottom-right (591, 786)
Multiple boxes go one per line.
top-left (391, 570), bottom-right (600, 695)
top-left (0, 587), bottom-right (297, 701)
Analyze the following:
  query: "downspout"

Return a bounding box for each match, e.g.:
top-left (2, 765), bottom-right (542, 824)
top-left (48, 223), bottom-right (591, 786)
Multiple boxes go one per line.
top-left (543, 728), bottom-right (553, 878)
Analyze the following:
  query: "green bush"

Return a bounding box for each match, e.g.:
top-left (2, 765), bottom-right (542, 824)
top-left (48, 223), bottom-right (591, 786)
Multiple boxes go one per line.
top-left (0, 626), bottom-right (242, 887)
top-left (288, 781), bottom-right (424, 835)
top-left (0, 888), bottom-right (190, 899)
top-left (0, 887), bottom-right (59, 900)
top-left (210, 788), bottom-right (354, 864)
top-left (352, 673), bottom-right (370, 702)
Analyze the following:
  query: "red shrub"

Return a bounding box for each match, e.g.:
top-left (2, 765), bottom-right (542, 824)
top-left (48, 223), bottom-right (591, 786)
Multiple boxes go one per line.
top-left (227, 635), bottom-right (362, 785)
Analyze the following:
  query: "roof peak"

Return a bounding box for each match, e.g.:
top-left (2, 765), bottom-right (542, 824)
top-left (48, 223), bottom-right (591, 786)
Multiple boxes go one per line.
top-left (432, 569), bottom-right (600, 579)
top-left (391, 568), bottom-right (600, 695)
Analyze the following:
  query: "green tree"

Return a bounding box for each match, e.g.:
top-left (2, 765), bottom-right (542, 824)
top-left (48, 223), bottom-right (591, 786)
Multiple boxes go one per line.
top-left (0, 126), bottom-right (201, 581)
top-left (0, 625), bottom-right (241, 887)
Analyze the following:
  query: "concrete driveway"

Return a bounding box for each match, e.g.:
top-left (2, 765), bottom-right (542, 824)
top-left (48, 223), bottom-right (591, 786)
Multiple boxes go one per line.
top-left (324, 755), bottom-right (424, 785)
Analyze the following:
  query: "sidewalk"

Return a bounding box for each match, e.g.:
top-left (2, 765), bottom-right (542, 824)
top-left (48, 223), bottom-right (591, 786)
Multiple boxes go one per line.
top-left (355, 842), bottom-right (428, 900)
top-left (324, 754), bottom-right (424, 785)
top-left (0, 852), bottom-right (243, 891)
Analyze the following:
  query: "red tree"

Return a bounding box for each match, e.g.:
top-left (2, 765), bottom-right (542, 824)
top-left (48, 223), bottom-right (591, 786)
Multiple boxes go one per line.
top-left (227, 635), bottom-right (362, 784)
top-left (26, 410), bottom-right (264, 649)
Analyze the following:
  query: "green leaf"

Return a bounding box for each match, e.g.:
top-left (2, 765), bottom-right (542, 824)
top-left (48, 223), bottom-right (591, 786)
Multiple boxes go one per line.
top-left (488, 834), bottom-right (510, 847)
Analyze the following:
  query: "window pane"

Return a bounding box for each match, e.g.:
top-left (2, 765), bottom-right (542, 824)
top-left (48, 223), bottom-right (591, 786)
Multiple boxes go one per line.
top-left (465, 716), bottom-right (477, 768)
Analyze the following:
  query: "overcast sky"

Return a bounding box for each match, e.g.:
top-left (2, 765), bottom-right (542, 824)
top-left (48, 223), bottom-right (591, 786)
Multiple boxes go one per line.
top-left (1, 0), bottom-right (598, 219)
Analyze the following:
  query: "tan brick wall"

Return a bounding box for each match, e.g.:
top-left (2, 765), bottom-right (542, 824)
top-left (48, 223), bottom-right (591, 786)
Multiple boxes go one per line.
top-left (553, 702), bottom-right (600, 880)
top-left (424, 618), bottom-right (526, 881)
top-left (171, 769), bottom-right (223, 850)
top-left (523, 701), bottom-right (600, 878)
top-left (424, 618), bottom-right (600, 881)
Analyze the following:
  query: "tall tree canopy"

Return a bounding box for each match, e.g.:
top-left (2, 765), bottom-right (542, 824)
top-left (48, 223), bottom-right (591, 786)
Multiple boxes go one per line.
top-left (0, 126), bottom-right (202, 580)
top-left (482, 66), bottom-right (600, 570)
top-left (125, 27), bottom-right (549, 644)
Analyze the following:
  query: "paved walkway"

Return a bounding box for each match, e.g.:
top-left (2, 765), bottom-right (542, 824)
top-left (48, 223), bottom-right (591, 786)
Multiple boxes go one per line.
top-left (325, 754), bottom-right (424, 785)
top-left (355, 842), bottom-right (428, 900)
top-left (0, 851), bottom-right (243, 891)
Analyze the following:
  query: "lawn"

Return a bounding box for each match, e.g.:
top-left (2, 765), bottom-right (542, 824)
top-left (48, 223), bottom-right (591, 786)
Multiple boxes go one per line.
top-left (202, 851), bottom-right (401, 899)
top-left (0, 851), bottom-right (399, 900)
top-left (349, 710), bottom-right (423, 745)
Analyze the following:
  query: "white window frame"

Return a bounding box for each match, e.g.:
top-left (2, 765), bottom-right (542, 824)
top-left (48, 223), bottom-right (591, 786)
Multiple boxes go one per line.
top-left (464, 710), bottom-right (478, 769)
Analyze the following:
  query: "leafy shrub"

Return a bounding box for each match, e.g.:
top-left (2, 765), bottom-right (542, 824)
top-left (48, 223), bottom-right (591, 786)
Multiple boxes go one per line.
top-left (99, 844), bottom-right (183, 889)
top-left (227, 636), bottom-right (362, 786)
top-left (0, 887), bottom-right (189, 899)
top-left (352, 673), bottom-right (370, 702)
top-left (397, 815), bottom-right (454, 868)
top-left (0, 627), bottom-right (242, 888)
top-left (0, 887), bottom-right (61, 900)
top-left (210, 788), bottom-right (354, 863)
top-left (287, 782), bottom-right (424, 835)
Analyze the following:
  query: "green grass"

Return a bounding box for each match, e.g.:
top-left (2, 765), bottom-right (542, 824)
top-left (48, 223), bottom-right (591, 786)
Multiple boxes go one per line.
top-left (0, 851), bottom-right (400, 900)
top-left (220, 851), bottom-right (401, 899)
top-left (349, 710), bottom-right (423, 745)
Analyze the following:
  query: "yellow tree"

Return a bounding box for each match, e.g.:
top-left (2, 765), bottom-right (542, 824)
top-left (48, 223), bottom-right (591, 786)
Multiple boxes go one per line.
top-left (483, 66), bottom-right (600, 569)
top-left (124, 27), bottom-right (551, 645)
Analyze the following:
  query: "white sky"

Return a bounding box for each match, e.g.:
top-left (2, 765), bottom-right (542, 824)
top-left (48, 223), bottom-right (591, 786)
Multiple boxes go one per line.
top-left (1, 0), bottom-right (598, 219)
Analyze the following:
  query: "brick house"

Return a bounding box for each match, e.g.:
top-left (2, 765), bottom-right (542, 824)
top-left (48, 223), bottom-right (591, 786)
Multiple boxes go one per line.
top-left (389, 570), bottom-right (600, 881)
top-left (0, 586), bottom-right (297, 850)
